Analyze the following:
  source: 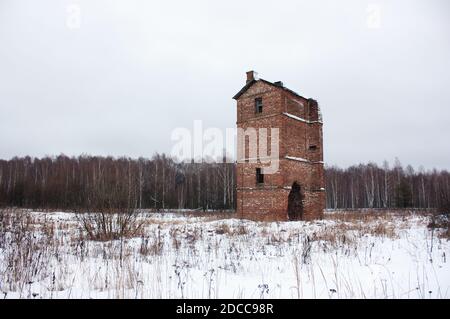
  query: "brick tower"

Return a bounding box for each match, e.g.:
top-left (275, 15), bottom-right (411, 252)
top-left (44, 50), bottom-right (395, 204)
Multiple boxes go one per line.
top-left (233, 71), bottom-right (325, 221)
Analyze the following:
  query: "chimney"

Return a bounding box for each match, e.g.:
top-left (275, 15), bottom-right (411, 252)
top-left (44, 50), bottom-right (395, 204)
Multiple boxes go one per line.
top-left (274, 81), bottom-right (283, 87)
top-left (246, 70), bottom-right (258, 83)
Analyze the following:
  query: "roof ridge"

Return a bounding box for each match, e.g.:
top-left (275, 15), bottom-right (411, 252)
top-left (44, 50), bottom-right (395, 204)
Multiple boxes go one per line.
top-left (233, 78), bottom-right (307, 100)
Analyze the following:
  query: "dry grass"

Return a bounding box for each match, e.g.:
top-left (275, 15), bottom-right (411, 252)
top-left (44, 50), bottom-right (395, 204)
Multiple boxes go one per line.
top-left (214, 222), bottom-right (249, 236)
top-left (325, 209), bottom-right (431, 223)
top-left (0, 209), bottom-right (55, 294)
top-left (0, 208), bottom-right (446, 299)
top-left (215, 223), bottom-right (232, 235)
top-left (324, 209), bottom-right (434, 240)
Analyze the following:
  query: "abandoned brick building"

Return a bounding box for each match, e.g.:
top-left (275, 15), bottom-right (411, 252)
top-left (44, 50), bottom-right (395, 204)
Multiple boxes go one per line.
top-left (233, 71), bottom-right (325, 221)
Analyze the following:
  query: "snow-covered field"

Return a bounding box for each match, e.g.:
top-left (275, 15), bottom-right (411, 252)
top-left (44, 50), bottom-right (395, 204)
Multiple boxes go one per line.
top-left (0, 209), bottom-right (448, 299)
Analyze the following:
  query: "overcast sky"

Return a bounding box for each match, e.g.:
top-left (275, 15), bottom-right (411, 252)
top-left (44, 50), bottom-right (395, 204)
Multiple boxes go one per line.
top-left (0, 0), bottom-right (449, 170)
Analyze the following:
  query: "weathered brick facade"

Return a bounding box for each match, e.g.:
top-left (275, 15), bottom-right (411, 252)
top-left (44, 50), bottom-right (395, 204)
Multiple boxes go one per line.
top-left (233, 71), bottom-right (325, 221)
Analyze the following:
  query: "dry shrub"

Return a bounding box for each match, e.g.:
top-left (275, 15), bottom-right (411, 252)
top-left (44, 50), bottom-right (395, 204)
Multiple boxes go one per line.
top-left (214, 222), bottom-right (249, 236)
top-left (260, 226), bottom-right (269, 237)
top-left (235, 224), bottom-right (249, 236)
top-left (215, 223), bottom-right (231, 235)
top-left (77, 210), bottom-right (145, 241)
top-left (0, 209), bottom-right (7, 248)
top-left (310, 230), bottom-right (339, 243)
top-left (169, 227), bottom-right (186, 250)
top-left (444, 226), bottom-right (450, 239)
top-left (370, 221), bottom-right (396, 238)
top-left (428, 193), bottom-right (449, 239)
top-left (140, 228), bottom-right (164, 256)
top-left (301, 235), bottom-right (312, 264)
top-left (269, 233), bottom-right (282, 244)
top-left (308, 227), bottom-right (356, 251)
top-left (428, 213), bottom-right (450, 239)
top-left (41, 221), bottom-right (55, 238)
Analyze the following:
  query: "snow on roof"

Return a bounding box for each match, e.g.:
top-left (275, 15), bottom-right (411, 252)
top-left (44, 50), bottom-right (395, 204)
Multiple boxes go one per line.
top-left (283, 112), bottom-right (323, 124)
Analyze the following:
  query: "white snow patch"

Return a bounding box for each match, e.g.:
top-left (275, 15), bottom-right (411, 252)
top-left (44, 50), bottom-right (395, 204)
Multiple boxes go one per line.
top-left (283, 112), bottom-right (323, 124)
top-left (0, 210), bottom-right (448, 299)
top-left (285, 156), bottom-right (309, 162)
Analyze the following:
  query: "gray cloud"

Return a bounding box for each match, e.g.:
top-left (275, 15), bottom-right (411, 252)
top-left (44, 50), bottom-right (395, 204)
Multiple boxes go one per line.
top-left (0, 0), bottom-right (449, 170)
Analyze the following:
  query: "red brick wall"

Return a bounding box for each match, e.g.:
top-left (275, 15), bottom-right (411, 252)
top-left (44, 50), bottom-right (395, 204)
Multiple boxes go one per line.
top-left (237, 162), bottom-right (284, 188)
top-left (237, 82), bottom-right (282, 123)
top-left (236, 80), bottom-right (325, 221)
top-left (236, 188), bottom-right (289, 220)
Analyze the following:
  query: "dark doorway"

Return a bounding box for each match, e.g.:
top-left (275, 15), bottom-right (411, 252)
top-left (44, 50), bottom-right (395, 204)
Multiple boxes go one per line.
top-left (288, 182), bottom-right (303, 220)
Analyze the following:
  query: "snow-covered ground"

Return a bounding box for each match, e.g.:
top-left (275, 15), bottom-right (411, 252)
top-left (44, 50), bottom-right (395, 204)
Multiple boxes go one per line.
top-left (0, 210), bottom-right (448, 299)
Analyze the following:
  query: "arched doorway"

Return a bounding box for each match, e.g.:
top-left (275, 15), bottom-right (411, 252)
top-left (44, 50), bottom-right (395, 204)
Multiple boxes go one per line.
top-left (288, 182), bottom-right (303, 220)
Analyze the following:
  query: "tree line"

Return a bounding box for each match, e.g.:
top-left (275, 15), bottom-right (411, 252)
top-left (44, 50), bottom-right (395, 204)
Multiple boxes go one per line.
top-left (0, 155), bottom-right (448, 211)
top-left (0, 154), bottom-right (235, 211)
top-left (325, 160), bottom-right (449, 211)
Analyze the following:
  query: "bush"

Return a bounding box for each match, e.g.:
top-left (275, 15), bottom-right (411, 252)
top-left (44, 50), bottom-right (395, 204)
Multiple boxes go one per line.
top-left (75, 179), bottom-right (144, 241)
top-left (430, 188), bottom-right (450, 238)
top-left (77, 209), bottom-right (145, 241)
